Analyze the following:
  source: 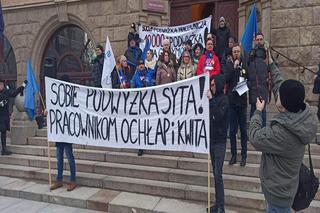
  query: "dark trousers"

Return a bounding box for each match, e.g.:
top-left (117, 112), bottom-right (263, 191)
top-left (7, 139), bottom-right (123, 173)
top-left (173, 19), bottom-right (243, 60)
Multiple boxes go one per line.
top-left (56, 143), bottom-right (76, 182)
top-left (210, 142), bottom-right (226, 208)
top-left (1, 131), bottom-right (6, 151)
top-left (229, 106), bottom-right (248, 158)
top-left (250, 104), bottom-right (267, 127)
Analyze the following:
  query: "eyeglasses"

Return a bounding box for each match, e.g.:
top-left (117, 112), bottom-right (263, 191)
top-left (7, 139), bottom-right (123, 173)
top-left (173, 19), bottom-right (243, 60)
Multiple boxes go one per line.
top-left (184, 56), bottom-right (190, 58)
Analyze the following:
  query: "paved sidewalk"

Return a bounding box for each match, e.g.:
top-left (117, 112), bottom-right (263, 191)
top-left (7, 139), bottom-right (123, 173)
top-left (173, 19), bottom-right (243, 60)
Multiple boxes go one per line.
top-left (0, 196), bottom-right (104, 213)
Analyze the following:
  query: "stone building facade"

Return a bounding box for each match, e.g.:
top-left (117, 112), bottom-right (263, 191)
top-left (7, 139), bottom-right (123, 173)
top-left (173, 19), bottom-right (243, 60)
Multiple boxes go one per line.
top-left (1, 0), bottom-right (320, 143)
top-left (239, 0), bottom-right (320, 104)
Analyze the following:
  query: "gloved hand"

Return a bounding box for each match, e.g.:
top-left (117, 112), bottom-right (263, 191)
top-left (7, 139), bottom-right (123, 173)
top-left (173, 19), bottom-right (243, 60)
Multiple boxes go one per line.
top-left (22, 80), bottom-right (28, 88)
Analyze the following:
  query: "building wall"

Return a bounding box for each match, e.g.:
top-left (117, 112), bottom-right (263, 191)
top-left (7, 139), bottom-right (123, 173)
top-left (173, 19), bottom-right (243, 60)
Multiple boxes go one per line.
top-left (270, 0), bottom-right (320, 103)
top-left (239, 0), bottom-right (320, 104)
top-left (2, 0), bottom-right (320, 103)
top-left (2, 0), bottom-right (170, 84)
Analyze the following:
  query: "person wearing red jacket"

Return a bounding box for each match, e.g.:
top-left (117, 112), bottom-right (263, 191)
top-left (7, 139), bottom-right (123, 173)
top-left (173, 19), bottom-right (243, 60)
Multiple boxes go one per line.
top-left (196, 38), bottom-right (221, 78)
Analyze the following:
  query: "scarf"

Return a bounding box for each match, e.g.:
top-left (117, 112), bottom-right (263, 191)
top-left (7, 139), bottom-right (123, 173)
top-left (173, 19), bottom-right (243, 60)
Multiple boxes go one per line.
top-left (145, 59), bottom-right (157, 70)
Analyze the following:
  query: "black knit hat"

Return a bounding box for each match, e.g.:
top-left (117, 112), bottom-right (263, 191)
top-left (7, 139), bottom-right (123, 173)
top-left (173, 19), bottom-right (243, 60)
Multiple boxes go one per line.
top-left (279, 79), bottom-right (306, 113)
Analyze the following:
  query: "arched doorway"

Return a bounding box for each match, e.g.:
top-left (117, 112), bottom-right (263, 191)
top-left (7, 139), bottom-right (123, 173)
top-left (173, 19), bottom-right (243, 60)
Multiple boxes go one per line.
top-left (40, 24), bottom-right (94, 96)
top-left (0, 36), bottom-right (17, 114)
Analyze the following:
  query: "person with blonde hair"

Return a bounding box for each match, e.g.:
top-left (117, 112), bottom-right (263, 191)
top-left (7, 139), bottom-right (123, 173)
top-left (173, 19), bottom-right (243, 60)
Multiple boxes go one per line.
top-left (177, 51), bottom-right (196, 81)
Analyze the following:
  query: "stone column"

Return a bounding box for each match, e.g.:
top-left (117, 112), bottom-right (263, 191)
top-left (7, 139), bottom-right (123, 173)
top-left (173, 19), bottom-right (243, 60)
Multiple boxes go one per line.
top-left (10, 95), bottom-right (37, 145)
top-left (261, 0), bottom-right (271, 42)
top-left (238, 5), bottom-right (246, 40)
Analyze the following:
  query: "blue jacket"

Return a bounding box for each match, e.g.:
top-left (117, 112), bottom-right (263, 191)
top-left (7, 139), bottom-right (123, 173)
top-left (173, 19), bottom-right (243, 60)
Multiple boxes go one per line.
top-left (145, 67), bottom-right (156, 87)
top-left (132, 69), bottom-right (147, 88)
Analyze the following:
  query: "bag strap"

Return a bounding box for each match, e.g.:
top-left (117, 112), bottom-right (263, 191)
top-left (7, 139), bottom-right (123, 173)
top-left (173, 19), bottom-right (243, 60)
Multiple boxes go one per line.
top-left (308, 142), bottom-right (316, 177)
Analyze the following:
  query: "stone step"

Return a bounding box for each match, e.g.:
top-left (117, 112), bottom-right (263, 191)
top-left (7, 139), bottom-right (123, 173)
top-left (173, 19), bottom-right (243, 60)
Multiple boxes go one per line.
top-left (0, 163), bottom-right (267, 210)
top-left (8, 144), bottom-right (320, 170)
top-left (0, 176), bottom-right (258, 213)
top-left (3, 153), bottom-right (320, 201)
top-left (0, 165), bottom-right (319, 212)
top-left (27, 136), bottom-right (320, 157)
top-left (6, 144), bottom-right (320, 180)
top-left (0, 154), bottom-right (262, 194)
top-left (0, 195), bottom-right (105, 213)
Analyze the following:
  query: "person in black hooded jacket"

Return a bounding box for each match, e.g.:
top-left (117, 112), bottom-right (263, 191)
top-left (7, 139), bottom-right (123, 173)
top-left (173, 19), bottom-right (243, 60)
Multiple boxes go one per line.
top-left (0, 79), bottom-right (26, 155)
top-left (207, 74), bottom-right (229, 213)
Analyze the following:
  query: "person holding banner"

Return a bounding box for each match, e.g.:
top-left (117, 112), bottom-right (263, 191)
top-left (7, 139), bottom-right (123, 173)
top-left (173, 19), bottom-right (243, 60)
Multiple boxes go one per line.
top-left (124, 37), bottom-right (142, 70)
top-left (112, 55), bottom-right (134, 89)
top-left (50, 75), bottom-right (77, 192)
top-left (0, 79), bottom-right (26, 155)
top-left (196, 38), bottom-right (221, 78)
top-left (177, 51), bottom-right (196, 81)
top-left (207, 74), bottom-right (229, 213)
top-left (144, 50), bottom-right (157, 87)
top-left (132, 60), bottom-right (147, 89)
top-left (161, 39), bottom-right (179, 72)
top-left (156, 50), bottom-right (176, 85)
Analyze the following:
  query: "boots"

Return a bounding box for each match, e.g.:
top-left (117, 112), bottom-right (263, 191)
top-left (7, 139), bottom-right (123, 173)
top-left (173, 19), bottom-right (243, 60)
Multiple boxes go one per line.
top-left (137, 149), bottom-right (144, 156)
top-left (1, 150), bottom-right (12, 155)
top-left (228, 155), bottom-right (236, 165)
top-left (50, 181), bottom-right (63, 190)
top-left (1, 139), bottom-right (11, 155)
top-left (67, 182), bottom-right (77, 191)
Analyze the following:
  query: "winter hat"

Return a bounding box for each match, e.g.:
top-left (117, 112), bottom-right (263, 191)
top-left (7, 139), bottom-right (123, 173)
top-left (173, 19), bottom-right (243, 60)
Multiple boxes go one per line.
top-left (162, 39), bottom-right (170, 46)
top-left (279, 79), bottom-right (306, 113)
top-left (120, 55), bottom-right (127, 63)
top-left (219, 17), bottom-right (225, 23)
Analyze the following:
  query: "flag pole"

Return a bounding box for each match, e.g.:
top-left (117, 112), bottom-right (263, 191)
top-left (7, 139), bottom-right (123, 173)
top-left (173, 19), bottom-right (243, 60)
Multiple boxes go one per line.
top-left (208, 153), bottom-right (211, 210)
top-left (38, 92), bottom-right (51, 189)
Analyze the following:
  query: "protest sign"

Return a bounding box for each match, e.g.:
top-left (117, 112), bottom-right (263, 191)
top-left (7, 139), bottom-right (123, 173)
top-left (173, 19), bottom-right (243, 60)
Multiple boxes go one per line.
top-left (139, 17), bottom-right (211, 60)
top-left (45, 75), bottom-right (210, 154)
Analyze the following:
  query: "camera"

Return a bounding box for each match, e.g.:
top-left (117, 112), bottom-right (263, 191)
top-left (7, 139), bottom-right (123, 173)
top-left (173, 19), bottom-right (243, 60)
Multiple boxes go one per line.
top-left (250, 44), bottom-right (267, 60)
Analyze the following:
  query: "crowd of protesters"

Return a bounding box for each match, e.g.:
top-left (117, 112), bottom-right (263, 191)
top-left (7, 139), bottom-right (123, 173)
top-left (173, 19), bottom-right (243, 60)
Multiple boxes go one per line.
top-left (6, 16), bottom-right (313, 212)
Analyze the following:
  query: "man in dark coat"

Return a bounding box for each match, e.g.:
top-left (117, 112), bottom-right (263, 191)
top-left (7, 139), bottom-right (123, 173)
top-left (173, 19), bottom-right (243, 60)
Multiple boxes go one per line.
top-left (213, 17), bottom-right (231, 61)
top-left (207, 74), bottom-right (229, 213)
top-left (224, 44), bottom-right (248, 166)
top-left (247, 33), bottom-right (269, 127)
top-left (124, 37), bottom-right (142, 70)
top-left (0, 79), bottom-right (26, 155)
top-left (91, 45), bottom-right (104, 88)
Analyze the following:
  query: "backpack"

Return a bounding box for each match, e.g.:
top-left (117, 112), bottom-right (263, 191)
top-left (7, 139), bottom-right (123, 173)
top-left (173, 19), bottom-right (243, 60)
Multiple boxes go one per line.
top-left (292, 144), bottom-right (319, 211)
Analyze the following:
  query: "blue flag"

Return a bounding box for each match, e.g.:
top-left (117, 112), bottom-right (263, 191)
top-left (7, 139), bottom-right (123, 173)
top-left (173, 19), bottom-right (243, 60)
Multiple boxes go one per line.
top-left (24, 60), bottom-right (40, 120)
top-left (141, 40), bottom-right (151, 61)
top-left (241, 4), bottom-right (258, 53)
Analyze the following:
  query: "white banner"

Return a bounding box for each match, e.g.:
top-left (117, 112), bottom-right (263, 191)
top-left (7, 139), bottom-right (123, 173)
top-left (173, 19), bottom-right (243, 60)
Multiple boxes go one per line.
top-left (139, 17), bottom-right (212, 60)
top-left (45, 75), bottom-right (210, 153)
